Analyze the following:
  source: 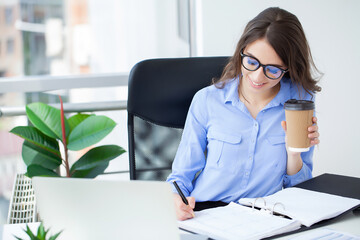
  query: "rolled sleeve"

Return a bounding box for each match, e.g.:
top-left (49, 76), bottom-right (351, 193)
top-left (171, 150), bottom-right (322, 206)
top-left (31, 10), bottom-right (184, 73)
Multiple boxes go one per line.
top-left (166, 89), bottom-right (208, 196)
top-left (170, 181), bottom-right (190, 197)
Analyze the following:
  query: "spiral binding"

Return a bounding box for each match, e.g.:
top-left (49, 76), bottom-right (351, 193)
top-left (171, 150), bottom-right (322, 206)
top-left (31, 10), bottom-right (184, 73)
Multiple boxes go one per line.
top-left (250, 197), bottom-right (286, 216)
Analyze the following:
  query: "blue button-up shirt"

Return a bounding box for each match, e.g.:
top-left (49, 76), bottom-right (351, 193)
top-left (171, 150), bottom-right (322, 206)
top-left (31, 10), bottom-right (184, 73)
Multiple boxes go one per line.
top-left (166, 77), bottom-right (314, 202)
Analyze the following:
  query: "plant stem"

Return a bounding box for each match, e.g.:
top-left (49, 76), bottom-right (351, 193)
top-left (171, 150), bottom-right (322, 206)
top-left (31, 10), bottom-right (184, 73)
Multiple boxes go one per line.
top-left (64, 145), bottom-right (70, 177)
top-left (59, 96), bottom-right (71, 177)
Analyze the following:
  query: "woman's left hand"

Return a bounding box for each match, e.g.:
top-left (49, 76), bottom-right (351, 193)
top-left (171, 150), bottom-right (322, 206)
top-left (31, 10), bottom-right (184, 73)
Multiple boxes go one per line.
top-left (281, 117), bottom-right (319, 175)
top-left (281, 116), bottom-right (320, 150)
top-left (308, 116), bottom-right (320, 147)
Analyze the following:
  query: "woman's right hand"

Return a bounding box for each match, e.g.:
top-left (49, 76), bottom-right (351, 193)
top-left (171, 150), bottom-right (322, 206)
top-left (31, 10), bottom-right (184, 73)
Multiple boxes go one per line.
top-left (173, 193), bottom-right (196, 221)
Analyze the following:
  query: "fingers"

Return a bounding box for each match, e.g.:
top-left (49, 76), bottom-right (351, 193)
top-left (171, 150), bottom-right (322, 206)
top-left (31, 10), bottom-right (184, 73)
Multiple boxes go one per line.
top-left (187, 196), bottom-right (196, 209)
top-left (174, 194), bottom-right (195, 221)
top-left (312, 116), bottom-right (318, 124)
top-left (185, 197), bottom-right (195, 218)
top-left (308, 117), bottom-right (320, 147)
top-left (310, 138), bottom-right (320, 147)
top-left (308, 116), bottom-right (318, 132)
top-left (308, 131), bottom-right (319, 139)
top-left (308, 125), bottom-right (318, 133)
top-left (177, 204), bottom-right (195, 220)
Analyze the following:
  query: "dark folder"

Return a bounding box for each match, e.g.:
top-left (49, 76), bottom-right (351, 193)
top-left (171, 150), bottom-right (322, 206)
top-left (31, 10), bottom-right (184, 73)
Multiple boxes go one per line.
top-left (295, 173), bottom-right (360, 200)
top-left (267, 173), bottom-right (360, 239)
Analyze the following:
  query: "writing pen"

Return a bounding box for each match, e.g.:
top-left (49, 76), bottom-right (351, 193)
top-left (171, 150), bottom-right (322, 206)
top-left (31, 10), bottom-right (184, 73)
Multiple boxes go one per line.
top-left (172, 180), bottom-right (189, 205)
top-left (173, 181), bottom-right (195, 218)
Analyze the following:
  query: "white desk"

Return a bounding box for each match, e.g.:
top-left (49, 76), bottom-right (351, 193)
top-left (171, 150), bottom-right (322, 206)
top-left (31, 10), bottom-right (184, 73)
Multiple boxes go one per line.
top-left (1, 223), bottom-right (208, 240)
top-left (273, 210), bottom-right (360, 239)
top-left (1, 211), bottom-right (359, 240)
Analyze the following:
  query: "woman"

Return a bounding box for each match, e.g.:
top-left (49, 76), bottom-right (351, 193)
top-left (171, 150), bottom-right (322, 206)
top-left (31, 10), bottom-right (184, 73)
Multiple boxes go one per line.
top-left (167, 7), bottom-right (321, 220)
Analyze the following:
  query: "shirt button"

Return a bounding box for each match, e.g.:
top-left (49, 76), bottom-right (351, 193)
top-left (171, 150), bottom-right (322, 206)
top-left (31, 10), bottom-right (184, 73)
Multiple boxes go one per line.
top-left (245, 172), bottom-right (249, 176)
top-left (254, 123), bottom-right (258, 127)
top-left (249, 156), bottom-right (252, 160)
top-left (252, 139), bottom-right (255, 143)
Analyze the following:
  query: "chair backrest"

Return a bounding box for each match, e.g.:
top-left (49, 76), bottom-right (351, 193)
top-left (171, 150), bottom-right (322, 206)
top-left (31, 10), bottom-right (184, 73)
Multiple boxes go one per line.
top-left (127, 57), bottom-right (229, 180)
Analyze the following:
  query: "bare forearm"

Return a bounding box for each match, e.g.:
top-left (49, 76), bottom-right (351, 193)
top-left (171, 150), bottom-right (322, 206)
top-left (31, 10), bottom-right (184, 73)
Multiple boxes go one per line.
top-left (286, 152), bottom-right (303, 175)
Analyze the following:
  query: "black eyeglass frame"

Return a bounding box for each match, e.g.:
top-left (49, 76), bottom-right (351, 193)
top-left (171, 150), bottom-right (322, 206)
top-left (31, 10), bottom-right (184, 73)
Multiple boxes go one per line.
top-left (240, 51), bottom-right (288, 80)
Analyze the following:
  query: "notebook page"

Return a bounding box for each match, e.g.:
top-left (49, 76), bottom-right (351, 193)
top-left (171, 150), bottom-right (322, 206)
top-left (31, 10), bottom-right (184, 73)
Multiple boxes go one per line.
top-left (178, 202), bottom-right (301, 240)
top-left (288, 228), bottom-right (360, 240)
top-left (238, 187), bottom-right (360, 227)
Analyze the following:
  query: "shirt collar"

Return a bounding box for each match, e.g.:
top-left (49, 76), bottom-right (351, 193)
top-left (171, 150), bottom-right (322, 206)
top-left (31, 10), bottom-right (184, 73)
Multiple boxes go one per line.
top-left (223, 77), bottom-right (240, 104)
top-left (222, 77), bottom-right (292, 108)
top-left (265, 78), bottom-right (292, 109)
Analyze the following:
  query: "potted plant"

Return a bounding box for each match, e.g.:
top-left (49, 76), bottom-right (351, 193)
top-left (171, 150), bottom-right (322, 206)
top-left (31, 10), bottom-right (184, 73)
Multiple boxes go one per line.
top-left (15, 222), bottom-right (62, 240)
top-left (9, 96), bottom-right (125, 178)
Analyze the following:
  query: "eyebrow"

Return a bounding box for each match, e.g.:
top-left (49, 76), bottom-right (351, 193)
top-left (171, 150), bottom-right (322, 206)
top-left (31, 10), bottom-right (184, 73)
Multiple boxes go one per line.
top-left (245, 51), bottom-right (285, 68)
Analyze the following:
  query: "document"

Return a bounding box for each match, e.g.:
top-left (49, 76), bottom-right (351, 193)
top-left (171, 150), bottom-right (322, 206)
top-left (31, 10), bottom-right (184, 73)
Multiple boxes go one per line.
top-left (178, 202), bottom-right (301, 240)
top-left (239, 187), bottom-right (360, 227)
top-left (179, 188), bottom-right (360, 240)
top-left (288, 228), bottom-right (360, 240)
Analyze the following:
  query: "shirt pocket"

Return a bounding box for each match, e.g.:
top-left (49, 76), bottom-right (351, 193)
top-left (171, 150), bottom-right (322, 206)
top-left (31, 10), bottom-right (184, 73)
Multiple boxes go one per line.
top-left (266, 135), bottom-right (287, 172)
top-left (267, 135), bottom-right (285, 145)
top-left (207, 130), bottom-right (242, 174)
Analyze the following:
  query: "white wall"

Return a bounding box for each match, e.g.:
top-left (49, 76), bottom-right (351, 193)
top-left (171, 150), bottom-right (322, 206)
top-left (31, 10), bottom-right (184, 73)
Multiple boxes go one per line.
top-left (88, 0), bottom-right (189, 73)
top-left (199, 0), bottom-right (360, 177)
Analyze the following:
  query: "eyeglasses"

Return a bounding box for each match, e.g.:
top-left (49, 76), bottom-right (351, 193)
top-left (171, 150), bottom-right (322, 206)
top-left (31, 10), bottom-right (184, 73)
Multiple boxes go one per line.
top-left (240, 51), bottom-right (288, 80)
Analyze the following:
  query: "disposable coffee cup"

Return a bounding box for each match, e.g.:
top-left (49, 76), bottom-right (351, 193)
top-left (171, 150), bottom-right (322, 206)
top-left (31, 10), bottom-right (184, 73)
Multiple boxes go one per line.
top-left (284, 99), bottom-right (315, 152)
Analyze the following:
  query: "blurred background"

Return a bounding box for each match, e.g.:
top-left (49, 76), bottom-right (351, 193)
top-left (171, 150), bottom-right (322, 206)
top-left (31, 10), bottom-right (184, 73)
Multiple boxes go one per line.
top-left (0, 0), bottom-right (359, 225)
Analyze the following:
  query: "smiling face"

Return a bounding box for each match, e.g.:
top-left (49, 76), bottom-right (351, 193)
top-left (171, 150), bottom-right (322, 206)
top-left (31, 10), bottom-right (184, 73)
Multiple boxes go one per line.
top-left (240, 38), bottom-right (287, 100)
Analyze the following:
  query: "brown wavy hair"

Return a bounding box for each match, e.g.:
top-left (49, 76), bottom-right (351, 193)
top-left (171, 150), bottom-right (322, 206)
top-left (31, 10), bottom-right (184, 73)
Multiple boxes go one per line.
top-left (214, 7), bottom-right (322, 96)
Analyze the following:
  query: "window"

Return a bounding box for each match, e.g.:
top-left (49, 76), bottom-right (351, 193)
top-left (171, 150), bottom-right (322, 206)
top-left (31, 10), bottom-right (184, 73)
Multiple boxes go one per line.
top-left (0, 0), bottom-right (192, 224)
top-left (2, 0), bottom-right (189, 78)
top-left (6, 38), bottom-right (14, 55)
top-left (5, 7), bottom-right (13, 25)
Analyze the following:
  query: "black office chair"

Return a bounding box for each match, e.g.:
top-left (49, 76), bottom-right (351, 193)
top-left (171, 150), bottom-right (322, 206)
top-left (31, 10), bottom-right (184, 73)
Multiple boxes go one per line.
top-left (127, 57), bottom-right (229, 180)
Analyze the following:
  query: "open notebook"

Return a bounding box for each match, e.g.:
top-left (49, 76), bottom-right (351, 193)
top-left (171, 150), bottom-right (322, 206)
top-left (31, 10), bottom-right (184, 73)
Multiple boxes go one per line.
top-left (238, 187), bottom-right (360, 227)
top-left (179, 187), bottom-right (360, 240)
top-left (179, 202), bottom-right (301, 240)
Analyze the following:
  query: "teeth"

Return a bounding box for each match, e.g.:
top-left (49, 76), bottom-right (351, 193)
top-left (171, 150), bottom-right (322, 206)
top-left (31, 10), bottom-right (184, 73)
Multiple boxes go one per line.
top-left (251, 80), bottom-right (264, 86)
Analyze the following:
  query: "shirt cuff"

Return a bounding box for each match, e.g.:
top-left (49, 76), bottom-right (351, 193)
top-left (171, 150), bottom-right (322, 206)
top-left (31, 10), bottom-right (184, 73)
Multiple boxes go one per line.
top-left (283, 163), bottom-right (312, 188)
top-left (169, 181), bottom-right (190, 197)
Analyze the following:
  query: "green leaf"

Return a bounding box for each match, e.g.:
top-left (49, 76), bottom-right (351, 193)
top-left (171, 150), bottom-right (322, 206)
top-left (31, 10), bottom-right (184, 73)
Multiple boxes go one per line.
top-left (48, 231), bottom-right (62, 240)
top-left (26, 102), bottom-right (70, 141)
top-left (25, 225), bottom-right (36, 239)
top-left (22, 141), bottom-right (62, 170)
top-left (27, 164), bottom-right (60, 178)
top-left (10, 126), bottom-right (60, 156)
top-left (70, 145), bottom-right (125, 172)
top-left (44, 229), bottom-right (50, 237)
top-left (67, 115), bottom-right (116, 151)
top-left (71, 162), bottom-right (109, 178)
top-left (68, 113), bottom-right (92, 132)
top-left (37, 222), bottom-right (45, 239)
top-left (15, 223), bottom-right (62, 240)
top-left (13, 235), bottom-right (23, 240)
